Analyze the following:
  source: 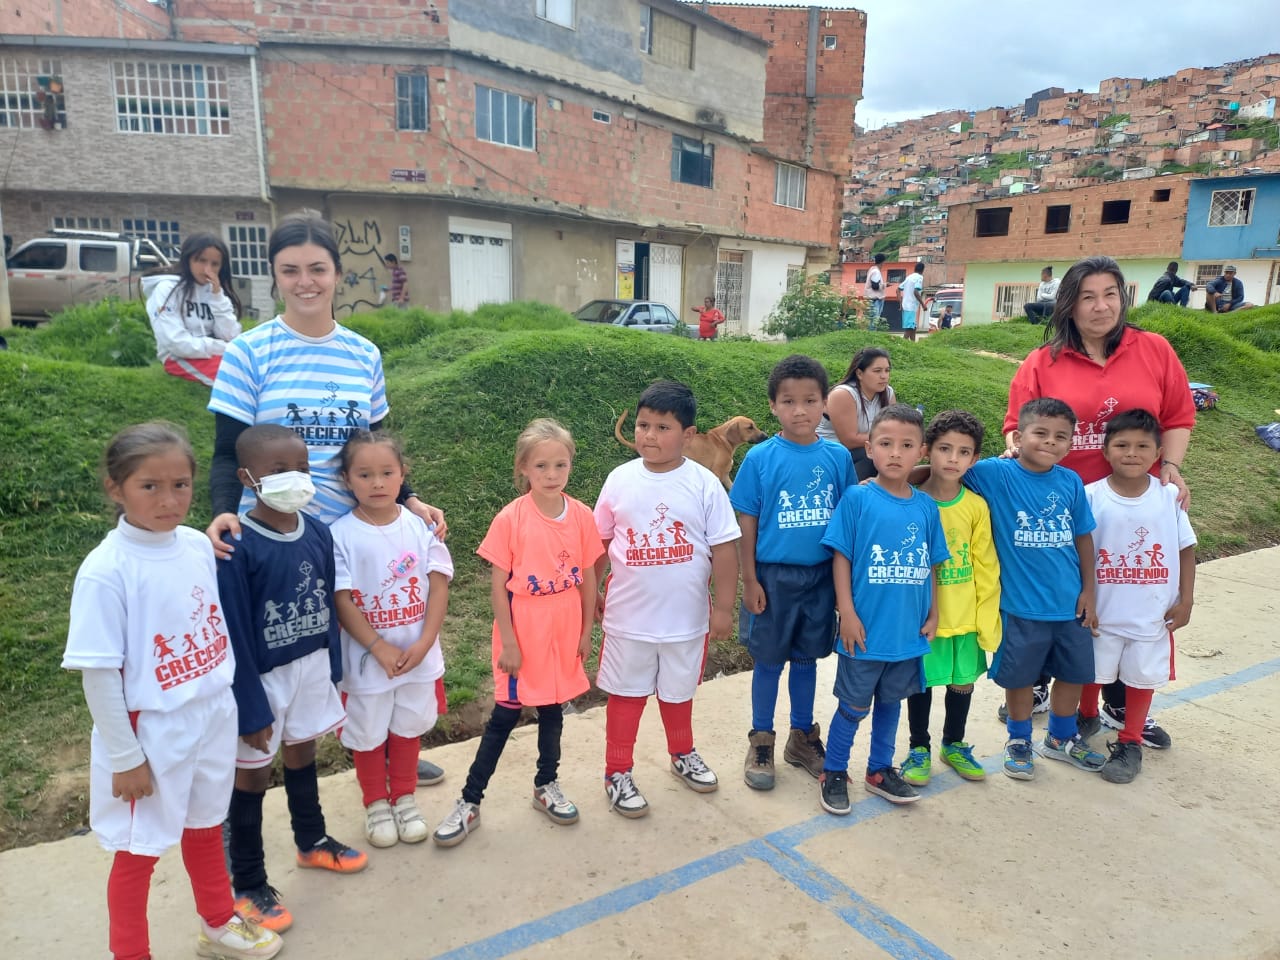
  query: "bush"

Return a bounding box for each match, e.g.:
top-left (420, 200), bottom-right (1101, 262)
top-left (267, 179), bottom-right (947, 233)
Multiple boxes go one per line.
top-left (763, 276), bottom-right (849, 340)
top-left (12, 298), bottom-right (155, 368)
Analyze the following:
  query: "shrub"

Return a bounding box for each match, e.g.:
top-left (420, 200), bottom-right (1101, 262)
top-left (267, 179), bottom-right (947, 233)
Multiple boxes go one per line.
top-left (763, 275), bottom-right (849, 340)
top-left (13, 298), bottom-right (155, 368)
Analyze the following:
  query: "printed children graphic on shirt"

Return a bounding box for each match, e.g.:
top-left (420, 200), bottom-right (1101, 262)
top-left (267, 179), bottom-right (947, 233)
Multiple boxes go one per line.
top-left (262, 559), bottom-right (333, 649)
top-left (1011, 491), bottom-right (1075, 547)
top-left (155, 584), bottom-right (230, 690)
top-left (623, 502), bottom-right (695, 566)
top-left (283, 381), bottom-right (368, 447)
top-left (938, 525), bottom-right (973, 587)
top-left (525, 550), bottom-right (584, 595)
top-left (776, 465), bottom-right (836, 528)
top-left (346, 574), bottom-right (427, 630)
top-left (1096, 527), bottom-right (1170, 584)
top-left (867, 521), bottom-right (932, 585)
top-left (1073, 396), bottom-right (1119, 454)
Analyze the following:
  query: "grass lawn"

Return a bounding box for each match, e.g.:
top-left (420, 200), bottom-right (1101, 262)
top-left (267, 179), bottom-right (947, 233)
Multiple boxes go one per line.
top-left (2, 299), bottom-right (1277, 849)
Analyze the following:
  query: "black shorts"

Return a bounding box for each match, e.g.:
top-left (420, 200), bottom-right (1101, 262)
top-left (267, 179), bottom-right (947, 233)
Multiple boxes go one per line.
top-left (989, 612), bottom-right (1095, 689)
top-left (738, 561), bottom-right (836, 665)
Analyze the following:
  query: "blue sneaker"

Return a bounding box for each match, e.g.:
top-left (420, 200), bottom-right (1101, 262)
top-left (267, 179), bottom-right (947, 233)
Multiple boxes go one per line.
top-left (1003, 738), bottom-right (1035, 780)
top-left (1036, 733), bottom-right (1106, 772)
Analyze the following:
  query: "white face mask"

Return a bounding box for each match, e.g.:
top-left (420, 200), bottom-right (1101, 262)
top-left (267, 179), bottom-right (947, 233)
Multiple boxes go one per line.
top-left (247, 470), bottom-right (315, 514)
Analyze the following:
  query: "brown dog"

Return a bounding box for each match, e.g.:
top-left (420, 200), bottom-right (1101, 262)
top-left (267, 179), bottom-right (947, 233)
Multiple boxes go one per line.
top-left (614, 410), bottom-right (768, 489)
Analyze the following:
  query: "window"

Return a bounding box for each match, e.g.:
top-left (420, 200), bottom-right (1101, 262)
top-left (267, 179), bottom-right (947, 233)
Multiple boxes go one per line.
top-left (854, 269), bottom-right (869, 283)
top-left (975, 207), bottom-right (1011, 237)
top-left (112, 61), bottom-right (230, 136)
top-left (1152, 188), bottom-right (1172, 202)
top-left (592, 109), bottom-right (611, 124)
top-left (535, 0), bottom-right (573, 27)
top-left (80, 245), bottom-right (119, 272)
top-left (1100, 199), bottom-right (1131, 225)
top-left (395, 74), bottom-right (428, 131)
top-left (1044, 204), bottom-right (1071, 234)
top-left (823, 35), bottom-right (838, 50)
top-left (475, 84), bottom-right (535, 149)
top-left (1194, 264), bottom-right (1224, 285)
top-left (1208, 188), bottom-right (1254, 226)
top-left (640, 7), bottom-right (694, 68)
top-left (122, 218), bottom-right (181, 252)
top-left (774, 162), bottom-right (807, 209)
top-left (224, 224), bottom-right (268, 277)
top-left (7, 243), bottom-right (66, 270)
top-left (53, 216), bottom-right (113, 231)
top-left (671, 134), bottom-right (713, 187)
top-left (0, 56), bottom-right (62, 129)
top-left (886, 269), bottom-right (907, 284)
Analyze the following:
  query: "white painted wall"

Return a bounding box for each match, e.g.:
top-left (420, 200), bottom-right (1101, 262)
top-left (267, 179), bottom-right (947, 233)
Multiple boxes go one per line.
top-left (717, 238), bottom-right (808, 338)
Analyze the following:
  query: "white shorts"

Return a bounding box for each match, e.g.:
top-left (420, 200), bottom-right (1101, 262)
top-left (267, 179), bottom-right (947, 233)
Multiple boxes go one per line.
top-left (597, 634), bottom-right (707, 703)
top-left (338, 682), bottom-right (437, 752)
top-left (236, 649), bottom-right (345, 768)
top-left (90, 687), bottom-right (237, 857)
top-left (1093, 630), bottom-right (1171, 689)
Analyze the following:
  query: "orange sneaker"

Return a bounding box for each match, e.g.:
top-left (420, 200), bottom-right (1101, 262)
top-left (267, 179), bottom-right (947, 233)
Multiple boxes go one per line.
top-left (233, 884), bottom-right (293, 934)
top-left (296, 835), bottom-right (368, 874)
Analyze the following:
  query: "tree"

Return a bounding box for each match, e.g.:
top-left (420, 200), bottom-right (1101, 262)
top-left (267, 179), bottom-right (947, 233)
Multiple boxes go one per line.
top-left (763, 274), bottom-right (850, 340)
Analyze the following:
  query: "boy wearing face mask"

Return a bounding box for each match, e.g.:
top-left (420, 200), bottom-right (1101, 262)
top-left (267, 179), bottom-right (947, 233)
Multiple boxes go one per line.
top-left (218, 424), bottom-right (367, 936)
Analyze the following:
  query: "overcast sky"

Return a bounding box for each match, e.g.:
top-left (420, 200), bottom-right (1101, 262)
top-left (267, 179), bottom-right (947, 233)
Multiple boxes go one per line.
top-left (711, 1), bottom-right (1280, 128)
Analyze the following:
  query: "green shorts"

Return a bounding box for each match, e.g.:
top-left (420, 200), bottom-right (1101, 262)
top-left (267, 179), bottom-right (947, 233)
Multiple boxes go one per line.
top-left (922, 631), bottom-right (987, 687)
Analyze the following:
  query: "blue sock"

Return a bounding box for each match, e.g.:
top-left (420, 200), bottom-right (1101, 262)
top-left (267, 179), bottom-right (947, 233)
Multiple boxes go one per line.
top-left (825, 702), bottom-right (867, 772)
top-left (1007, 717), bottom-right (1033, 742)
top-left (1047, 711), bottom-right (1078, 742)
top-left (750, 661), bottom-right (784, 733)
top-left (787, 658), bottom-right (817, 731)
top-left (866, 699), bottom-right (901, 773)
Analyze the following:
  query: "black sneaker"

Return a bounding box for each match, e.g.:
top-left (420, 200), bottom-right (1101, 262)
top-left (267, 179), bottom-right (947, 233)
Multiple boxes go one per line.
top-left (864, 766), bottom-right (920, 804)
top-left (1100, 740), bottom-right (1143, 784)
top-left (1076, 711), bottom-right (1102, 740)
top-left (1141, 716), bottom-right (1173, 750)
top-left (1099, 702), bottom-right (1126, 730)
top-left (819, 770), bottom-right (851, 815)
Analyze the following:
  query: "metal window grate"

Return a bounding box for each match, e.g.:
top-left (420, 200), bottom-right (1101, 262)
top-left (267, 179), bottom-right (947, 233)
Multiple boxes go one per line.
top-left (715, 250), bottom-right (745, 335)
top-left (1207, 189), bottom-right (1253, 227)
top-left (224, 224), bottom-right (268, 277)
top-left (113, 61), bottom-right (230, 136)
top-left (0, 56), bottom-right (61, 129)
top-left (122, 218), bottom-right (181, 251)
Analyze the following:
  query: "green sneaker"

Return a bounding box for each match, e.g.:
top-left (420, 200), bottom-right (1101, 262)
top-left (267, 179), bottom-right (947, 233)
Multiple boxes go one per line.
top-left (939, 741), bottom-right (986, 781)
top-left (900, 746), bottom-right (931, 787)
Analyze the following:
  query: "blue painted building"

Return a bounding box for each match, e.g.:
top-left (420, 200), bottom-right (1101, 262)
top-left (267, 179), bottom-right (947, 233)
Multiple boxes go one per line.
top-left (1183, 173), bottom-right (1280, 306)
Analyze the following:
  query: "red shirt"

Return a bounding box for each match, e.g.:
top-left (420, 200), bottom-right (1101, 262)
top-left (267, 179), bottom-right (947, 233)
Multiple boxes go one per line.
top-left (1004, 327), bottom-right (1196, 483)
top-left (696, 307), bottom-right (725, 338)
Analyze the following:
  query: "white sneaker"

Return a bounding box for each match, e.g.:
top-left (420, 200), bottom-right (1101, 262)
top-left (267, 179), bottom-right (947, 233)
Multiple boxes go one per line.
top-left (364, 798), bottom-right (397, 848)
top-left (605, 770), bottom-right (649, 818)
top-left (433, 797), bottom-right (481, 847)
top-left (532, 780), bottom-right (579, 825)
top-left (671, 748), bottom-right (719, 793)
top-left (196, 916), bottom-right (283, 959)
top-left (1032, 683), bottom-right (1051, 715)
top-left (392, 795), bottom-right (430, 843)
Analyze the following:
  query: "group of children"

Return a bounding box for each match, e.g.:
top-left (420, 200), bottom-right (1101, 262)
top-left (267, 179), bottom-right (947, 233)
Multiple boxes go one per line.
top-left (64, 358), bottom-right (1194, 960)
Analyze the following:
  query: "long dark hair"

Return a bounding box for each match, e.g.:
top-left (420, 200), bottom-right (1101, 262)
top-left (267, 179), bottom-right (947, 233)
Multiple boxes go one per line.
top-left (156, 233), bottom-right (242, 318)
top-left (267, 210), bottom-right (343, 313)
top-left (1044, 256), bottom-right (1133, 360)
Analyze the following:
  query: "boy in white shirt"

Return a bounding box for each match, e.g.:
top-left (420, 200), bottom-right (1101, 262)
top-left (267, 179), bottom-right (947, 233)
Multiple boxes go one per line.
top-left (594, 381), bottom-right (741, 817)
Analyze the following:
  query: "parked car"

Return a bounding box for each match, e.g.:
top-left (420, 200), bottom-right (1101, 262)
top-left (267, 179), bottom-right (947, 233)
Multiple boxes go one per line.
top-left (5, 229), bottom-right (171, 326)
top-left (574, 298), bottom-right (687, 334)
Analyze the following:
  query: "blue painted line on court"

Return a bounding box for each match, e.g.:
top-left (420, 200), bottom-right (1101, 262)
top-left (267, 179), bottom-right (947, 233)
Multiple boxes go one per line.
top-left (430, 653), bottom-right (1280, 960)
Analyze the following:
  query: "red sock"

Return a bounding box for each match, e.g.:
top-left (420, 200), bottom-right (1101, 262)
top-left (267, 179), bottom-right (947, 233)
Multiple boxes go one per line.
top-left (180, 826), bottom-right (234, 929)
top-left (605, 695), bottom-right (646, 777)
top-left (108, 850), bottom-right (158, 960)
top-left (1120, 686), bottom-right (1154, 745)
top-left (387, 733), bottom-right (420, 802)
top-left (353, 743), bottom-right (390, 806)
top-left (1079, 683), bottom-right (1102, 718)
top-left (658, 697), bottom-right (694, 756)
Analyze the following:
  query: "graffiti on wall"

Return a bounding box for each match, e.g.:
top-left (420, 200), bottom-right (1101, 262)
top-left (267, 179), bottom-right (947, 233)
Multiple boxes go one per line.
top-left (334, 216), bottom-right (390, 316)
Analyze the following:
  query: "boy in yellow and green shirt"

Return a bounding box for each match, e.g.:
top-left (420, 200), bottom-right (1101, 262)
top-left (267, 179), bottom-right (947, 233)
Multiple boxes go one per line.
top-left (901, 410), bottom-right (1001, 784)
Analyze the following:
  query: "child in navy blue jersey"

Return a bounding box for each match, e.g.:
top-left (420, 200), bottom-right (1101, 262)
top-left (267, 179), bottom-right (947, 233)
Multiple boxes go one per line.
top-left (220, 425), bottom-right (367, 935)
top-left (731, 355), bottom-right (854, 790)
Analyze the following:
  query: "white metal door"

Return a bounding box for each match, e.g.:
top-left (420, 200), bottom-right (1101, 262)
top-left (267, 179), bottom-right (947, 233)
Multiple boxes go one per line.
top-left (448, 217), bottom-right (512, 312)
top-left (648, 242), bottom-right (683, 313)
top-left (715, 249), bottom-right (746, 335)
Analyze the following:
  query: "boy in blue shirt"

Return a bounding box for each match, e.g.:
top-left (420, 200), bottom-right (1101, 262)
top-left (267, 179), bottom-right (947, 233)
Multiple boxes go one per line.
top-left (818, 404), bottom-right (949, 814)
top-left (731, 355), bottom-right (854, 790)
top-left (964, 398), bottom-right (1106, 780)
top-left (220, 425), bottom-right (366, 934)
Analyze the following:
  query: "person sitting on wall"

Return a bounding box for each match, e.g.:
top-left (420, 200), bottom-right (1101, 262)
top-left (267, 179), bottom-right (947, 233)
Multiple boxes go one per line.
top-left (1023, 266), bottom-right (1059, 324)
top-left (1146, 262), bottom-right (1193, 308)
top-left (1204, 265), bottom-right (1252, 314)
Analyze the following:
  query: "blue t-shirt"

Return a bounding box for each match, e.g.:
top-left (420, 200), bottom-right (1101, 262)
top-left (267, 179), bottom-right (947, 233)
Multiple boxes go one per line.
top-left (217, 513), bottom-right (341, 736)
top-left (820, 482), bottom-right (950, 662)
top-left (1206, 276), bottom-right (1244, 311)
top-left (963, 457), bottom-right (1096, 621)
top-left (730, 436), bottom-right (854, 566)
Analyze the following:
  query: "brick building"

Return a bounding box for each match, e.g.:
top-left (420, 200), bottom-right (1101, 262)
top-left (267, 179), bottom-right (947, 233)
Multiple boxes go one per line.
top-left (2, 0), bottom-right (863, 335)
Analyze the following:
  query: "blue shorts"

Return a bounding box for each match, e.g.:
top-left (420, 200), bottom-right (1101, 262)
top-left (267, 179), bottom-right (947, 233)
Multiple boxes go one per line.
top-left (833, 656), bottom-right (924, 707)
top-left (739, 562), bottom-right (836, 664)
top-left (989, 612), bottom-right (1095, 689)
top-left (901, 310), bottom-right (918, 330)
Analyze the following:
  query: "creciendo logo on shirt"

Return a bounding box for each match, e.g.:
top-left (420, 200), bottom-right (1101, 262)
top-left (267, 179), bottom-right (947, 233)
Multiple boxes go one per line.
top-left (1073, 396), bottom-right (1119, 452)
top-left (152, 585), bottom-right (229, 689)
top-left (263, 559), bottom-right (331, 649)
top-left (1012, 492), bottom-right (1075, 548)
top-left (776, 465), bottom-right (836, 529)
top-left (347, 576), bottom-right (427, 627)
top-left (1097, 525), bottom-right (1171, 584)
top-left (623, 502), bottom-right (695, 566)
top-left (283, 381), bottom-right (366, 444)
top-left (867, 522), bottom-right (932, 585)
top-left (939, 530), bottom-right (973, 585)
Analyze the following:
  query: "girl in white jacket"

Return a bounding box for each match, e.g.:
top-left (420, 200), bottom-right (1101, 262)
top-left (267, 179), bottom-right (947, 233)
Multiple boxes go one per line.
top-left (144, 233), bottom-right (243, 386)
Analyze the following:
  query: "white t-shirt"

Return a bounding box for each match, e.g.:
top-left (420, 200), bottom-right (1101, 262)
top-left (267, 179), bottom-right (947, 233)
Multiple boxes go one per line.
top-left (331, 507), bottom-right (453, 693)
top-left (1086, 475), bottom-right (1196, 640)
top-left (815, 382), bottom-right (897, 444)
top-left (63, 519), bottom-right (235, 712)
top-left (594, 458), bottom-right (741, 644)
top-left (866, 265), bottom-right (885, 301)
top-left (900, 273), bottom-right (923, 314)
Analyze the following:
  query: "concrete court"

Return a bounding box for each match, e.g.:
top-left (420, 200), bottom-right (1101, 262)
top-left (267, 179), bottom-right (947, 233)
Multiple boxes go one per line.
top-left (4, 547), bottom-right (1279, 960)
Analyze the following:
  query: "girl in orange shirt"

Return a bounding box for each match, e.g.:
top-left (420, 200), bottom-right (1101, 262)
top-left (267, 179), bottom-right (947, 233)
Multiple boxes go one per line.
top-left (432, 419), bottom-right (603, 847)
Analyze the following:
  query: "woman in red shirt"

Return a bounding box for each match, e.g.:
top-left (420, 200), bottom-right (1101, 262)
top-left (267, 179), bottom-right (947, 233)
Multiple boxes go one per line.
top-left (691, 296), bottom-right (726, 340)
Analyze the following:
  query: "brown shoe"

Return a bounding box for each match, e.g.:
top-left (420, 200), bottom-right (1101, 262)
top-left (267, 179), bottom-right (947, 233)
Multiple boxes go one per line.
top-left (784, 723), bottom-right (826, 779)
top-left (743, 729), bottom-right (776, 790)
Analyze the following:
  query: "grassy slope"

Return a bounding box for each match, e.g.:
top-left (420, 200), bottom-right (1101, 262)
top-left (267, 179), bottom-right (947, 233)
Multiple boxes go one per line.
top-left (2, 302), bottom-right (1278, 847)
